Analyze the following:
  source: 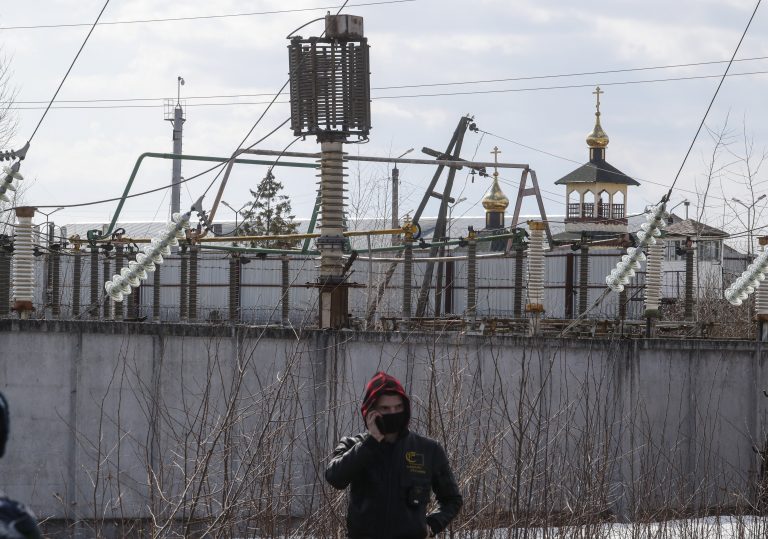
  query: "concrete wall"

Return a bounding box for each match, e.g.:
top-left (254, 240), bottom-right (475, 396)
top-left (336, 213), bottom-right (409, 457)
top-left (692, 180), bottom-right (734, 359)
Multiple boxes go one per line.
top-left (0, 320), bottom-right (766, 533)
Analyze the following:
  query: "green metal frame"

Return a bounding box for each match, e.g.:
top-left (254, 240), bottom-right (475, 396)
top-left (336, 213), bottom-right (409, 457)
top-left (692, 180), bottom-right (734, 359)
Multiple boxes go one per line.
top-left (86, 152), bottom-right (316, 245)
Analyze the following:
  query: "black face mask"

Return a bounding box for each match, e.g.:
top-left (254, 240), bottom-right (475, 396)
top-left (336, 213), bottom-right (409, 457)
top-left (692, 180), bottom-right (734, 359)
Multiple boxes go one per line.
top-left (375, 410), bottom-right (408, 434)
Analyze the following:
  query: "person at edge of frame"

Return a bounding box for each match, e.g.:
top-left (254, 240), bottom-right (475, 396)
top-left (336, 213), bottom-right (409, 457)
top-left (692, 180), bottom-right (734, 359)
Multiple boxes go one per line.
top-left (0, 393), bottom-right (42, 539)
top-left (325, 371), bottom-right (463, 539)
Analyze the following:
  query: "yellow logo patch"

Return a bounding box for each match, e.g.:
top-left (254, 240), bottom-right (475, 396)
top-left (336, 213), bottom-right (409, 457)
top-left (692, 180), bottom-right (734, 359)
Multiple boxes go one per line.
top-left (405, 451), bottom-right (426, 474)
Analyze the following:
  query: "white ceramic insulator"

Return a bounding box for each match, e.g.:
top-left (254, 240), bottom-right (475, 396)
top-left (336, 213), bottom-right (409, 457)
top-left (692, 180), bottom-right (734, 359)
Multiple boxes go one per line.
top-left (108, 213), bottom-right (191, 302)
top-left (526, 226), bottom-right (545, 309)
top-left (317, 141), bottom-right (346, 279)
top-left (12, 214), bottom-right (34, 303)
top-left (725, 247), bottom-right (768, 304)
top-left (644, 240), bottom-right (664, 313)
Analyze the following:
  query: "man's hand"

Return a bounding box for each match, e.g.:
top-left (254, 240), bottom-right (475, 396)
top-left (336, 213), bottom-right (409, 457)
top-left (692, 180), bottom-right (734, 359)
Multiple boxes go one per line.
top-left (425, 524), bottom-right (434, 537)
top-left (365, 411), bottom-right (384, 442)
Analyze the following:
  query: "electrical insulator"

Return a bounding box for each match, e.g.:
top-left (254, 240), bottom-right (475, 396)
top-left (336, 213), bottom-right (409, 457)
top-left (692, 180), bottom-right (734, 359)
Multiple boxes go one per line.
top-left (0, 163), bottom-right (23, 203)
top-left (105, 211), bottom-right (191, 302)
top-left (525, 221), bottom-right (545, 313)
top-left (606, 203), bottom-right (667, 292)
top-left (644, 240), bottom-right (664, 316)
top-left (725, 247), bottom-right (768, 305)
top-left (12, 211), bottom-right (34, 305)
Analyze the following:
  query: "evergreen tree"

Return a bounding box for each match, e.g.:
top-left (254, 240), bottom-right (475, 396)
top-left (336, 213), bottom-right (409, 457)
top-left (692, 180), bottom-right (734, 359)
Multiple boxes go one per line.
top-left (239, 171), bottom-right (299, 248)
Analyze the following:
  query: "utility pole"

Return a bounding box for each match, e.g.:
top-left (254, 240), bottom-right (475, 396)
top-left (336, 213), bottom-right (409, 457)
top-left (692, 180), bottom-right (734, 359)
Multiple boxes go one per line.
top-left (165, 76), bottom-right (186, 217)
top-left (391, 148), bottom-right (413, 245)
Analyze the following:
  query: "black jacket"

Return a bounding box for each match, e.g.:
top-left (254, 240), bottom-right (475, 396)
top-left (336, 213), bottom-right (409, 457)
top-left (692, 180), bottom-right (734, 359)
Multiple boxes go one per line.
top-left (325, 430), bottom-right (463, 539)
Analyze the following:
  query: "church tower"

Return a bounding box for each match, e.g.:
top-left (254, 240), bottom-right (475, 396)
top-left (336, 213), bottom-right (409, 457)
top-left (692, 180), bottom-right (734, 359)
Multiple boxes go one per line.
top-left (554, 87), bottom-right (640, 241)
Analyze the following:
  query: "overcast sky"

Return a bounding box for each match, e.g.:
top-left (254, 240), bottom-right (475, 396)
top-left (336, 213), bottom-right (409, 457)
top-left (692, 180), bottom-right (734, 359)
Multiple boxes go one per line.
top-left (2, 0), bottom-right (768, 245)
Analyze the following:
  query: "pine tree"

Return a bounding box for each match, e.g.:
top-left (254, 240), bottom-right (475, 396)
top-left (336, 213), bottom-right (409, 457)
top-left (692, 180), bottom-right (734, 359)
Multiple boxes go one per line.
top-left (239, 171), bottom-right (299, 248)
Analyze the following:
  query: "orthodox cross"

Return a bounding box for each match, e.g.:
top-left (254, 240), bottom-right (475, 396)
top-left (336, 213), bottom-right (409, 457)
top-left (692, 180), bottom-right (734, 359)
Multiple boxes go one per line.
top-left (491, 146), bottom-right (501, 176)
top-left (593, 86), bottom-right (603, 114)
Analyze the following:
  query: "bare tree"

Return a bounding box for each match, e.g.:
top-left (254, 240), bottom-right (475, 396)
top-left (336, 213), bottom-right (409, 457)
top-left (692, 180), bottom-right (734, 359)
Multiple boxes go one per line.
top-left (0, 52), bottom-right (16, 149)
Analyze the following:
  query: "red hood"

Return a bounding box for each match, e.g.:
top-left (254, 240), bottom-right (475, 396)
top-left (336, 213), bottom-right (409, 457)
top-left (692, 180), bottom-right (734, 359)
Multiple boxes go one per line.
top-left (361, 371), bottom-right (411, 424)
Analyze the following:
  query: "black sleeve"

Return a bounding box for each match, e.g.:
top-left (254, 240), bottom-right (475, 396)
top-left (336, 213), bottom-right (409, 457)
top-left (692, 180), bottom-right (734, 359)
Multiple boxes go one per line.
top-left (325, 434), bottom-right (378, 490)
top-left (0, 498), bottom-right (42, 539)
top-left (426, 443), bottom-right (463, 535)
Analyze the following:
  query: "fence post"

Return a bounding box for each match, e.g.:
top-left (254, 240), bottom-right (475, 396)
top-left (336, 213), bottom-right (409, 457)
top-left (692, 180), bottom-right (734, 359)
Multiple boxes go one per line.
top-left (102, 249), bottom-right (111, 319)
top-left (579, 244), bottom-right (589, 315)
top-left (152, 262), bottom-right (161, 322)
top-left (228, 253), bottom-right (241, 323)
top-left (114, 243), bottom-right (124, 321)
top-left (90, 246), bottom-right (99, 319)
top-left (189, 244), bottom-right (198, 321)
top-left (0, 243), bottom-right (10, 317)
top-left (684, 238), bottom-right (695, 321)
top-left (180, 244), bottom-right (188, 321)
top-left (281, 254), bottom-right (290, 326)
top-left (72, 246), bottom-right (81, 318)
top-left (466, 227), bottom-right (477, 327)
top-left (51, 244), bottom-right (61, 319)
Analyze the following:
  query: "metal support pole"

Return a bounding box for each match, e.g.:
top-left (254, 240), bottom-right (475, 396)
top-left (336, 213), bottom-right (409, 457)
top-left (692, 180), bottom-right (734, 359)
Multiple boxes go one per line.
top-left (317, 140), bottom-right (348, 329)
top-left (114, 244), bottom-right (124, 321)
top-left (51, 245), bottom-right (61, 318)
top-left (170, 104), bottom-right (184, 216)
top-left (466, 229), bottom-right (477, 327)
top-left (72, 250), bottom-right (81, 318)
top-left (102, 253), bottom-right (111, 319)
top-left (228, 254), bottom-right (240, 323)
top-left (152, 263), bottom-right (161, 322)
top-left (391, 166), bottom-right (399, 246)
top-left (579, 245), bottom-right (589, 315)
top-left (0, 248), bottom-right (10, 317)
top-left (281, 254), bottom-right (290, 326)
top-left (684, 244), bottom-right (694, 321)
top-left (189, 244), bottom-right (198, 321)
top-left (402, 233), bottom-right (413, 323)
top-left (180, 245), bottom-right (188, 321)
top-left (90, 247), bottom-right (99, 319)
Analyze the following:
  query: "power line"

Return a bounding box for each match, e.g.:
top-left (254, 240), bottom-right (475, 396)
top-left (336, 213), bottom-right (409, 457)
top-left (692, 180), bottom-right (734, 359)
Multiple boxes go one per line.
top-left (9, 69), bottom-right (768, 111)
top-left (0, 0), bottom-right (415, 31)
top-left (665, 0), bottom-right (762, 198)
top-left (9, 55), bottom-right (768, 105)
top-left (373, 55), bottom-right (768, 90)
top-left (29, 0), bottom-right (111, 143)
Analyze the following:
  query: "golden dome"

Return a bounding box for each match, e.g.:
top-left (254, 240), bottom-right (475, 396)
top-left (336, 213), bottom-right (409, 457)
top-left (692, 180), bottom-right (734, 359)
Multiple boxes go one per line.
top-left (586, 112), bottom-right (609, 148)
top-left (482, 174), bottom-right (509, 212)
top-left (586, 86), bottom-right (609, 148)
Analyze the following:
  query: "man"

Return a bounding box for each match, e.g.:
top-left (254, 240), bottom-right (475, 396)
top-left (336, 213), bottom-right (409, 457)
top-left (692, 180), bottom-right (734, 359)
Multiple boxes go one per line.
top-left (0, 393), bottom-right (42, 539)
top-left (325, 372), bottom-right (463, 538)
